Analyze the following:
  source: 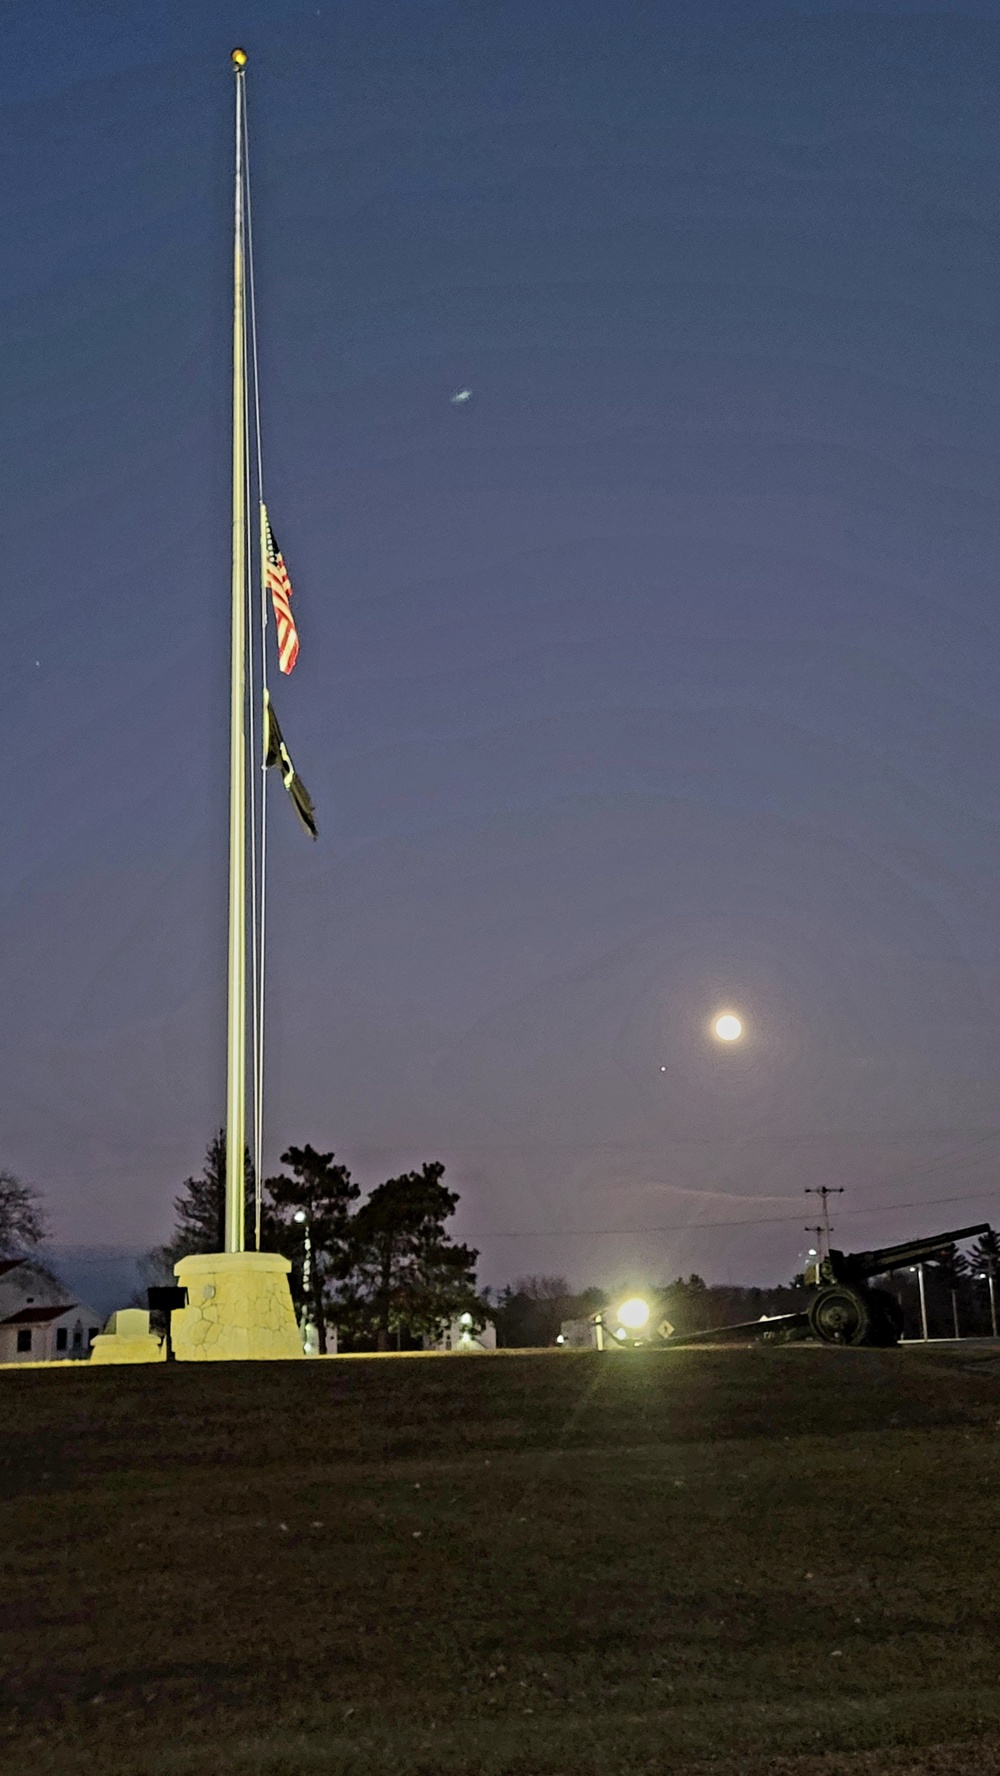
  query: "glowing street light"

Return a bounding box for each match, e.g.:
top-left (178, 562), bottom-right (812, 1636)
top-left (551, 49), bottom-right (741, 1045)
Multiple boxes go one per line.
top-left (713, 1014), bottom-right (743, 1042)
top-left (617, 1297), bottom-right (650, 1331)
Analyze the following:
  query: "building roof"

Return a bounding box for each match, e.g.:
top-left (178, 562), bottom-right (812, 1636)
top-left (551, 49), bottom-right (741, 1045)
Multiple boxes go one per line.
top-left (1, 1304), bottom-right (79, 1326)
top-left (0, 1259), bottom-right (25, 1279)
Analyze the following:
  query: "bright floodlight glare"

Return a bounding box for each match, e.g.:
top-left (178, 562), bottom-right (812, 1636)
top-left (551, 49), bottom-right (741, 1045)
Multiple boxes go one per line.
top-left (714, 1014), bottom-right (742, 1041)
top-left (458, 1311), bottom-right (473, 1326)
top-left (293, 1209), bottom-right (307, 1223)
top-left (617, 1296), bottom-right (650, 1330)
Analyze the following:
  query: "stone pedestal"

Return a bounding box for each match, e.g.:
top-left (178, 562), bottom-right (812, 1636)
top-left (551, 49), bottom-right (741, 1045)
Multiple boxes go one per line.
top-left (90, 1307), bottom-right (165, 1365)
top-left (171, 1251), bottom-right (303, 1361)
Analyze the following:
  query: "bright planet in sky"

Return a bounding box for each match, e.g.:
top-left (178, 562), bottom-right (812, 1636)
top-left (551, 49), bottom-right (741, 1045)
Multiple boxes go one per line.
top-left (713, 1014), bottom-right (743, 1042)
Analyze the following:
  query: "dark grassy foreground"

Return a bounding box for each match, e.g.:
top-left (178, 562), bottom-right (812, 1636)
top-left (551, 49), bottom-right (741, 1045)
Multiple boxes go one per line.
top-left (4, 1345), bottom-right (1000, 1776)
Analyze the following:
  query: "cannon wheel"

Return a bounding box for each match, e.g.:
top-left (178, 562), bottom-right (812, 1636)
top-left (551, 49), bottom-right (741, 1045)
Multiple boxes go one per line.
top-left (867, 1287), bottom-right (904, 1347)
top-left (808, 1286), bottom-right (872, 1346)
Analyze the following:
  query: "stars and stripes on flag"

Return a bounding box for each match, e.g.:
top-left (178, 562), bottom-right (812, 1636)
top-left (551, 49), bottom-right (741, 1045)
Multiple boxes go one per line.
top-left (264, 690), bottom-right (317, 839)
top-left (261, 503), bottom-right (300, 674)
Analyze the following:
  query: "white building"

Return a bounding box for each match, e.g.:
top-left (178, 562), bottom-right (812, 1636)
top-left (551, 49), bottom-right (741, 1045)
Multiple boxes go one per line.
top-left (0, 1258), bottom-right (102, 1364)
top-left (424, 1315), bottom-right (497, 1352)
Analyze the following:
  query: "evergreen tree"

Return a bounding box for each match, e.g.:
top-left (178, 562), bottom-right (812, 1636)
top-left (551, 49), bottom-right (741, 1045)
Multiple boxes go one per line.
top-left (337, 1163), bottom-right (480, 1350)
top-left (150, 1130), bottom-right (257, 1274)
top-left (264, 1144), bottom-right (360, 1351)
top-left (971, 1229), bottom-right (1000, 1271)
top-left (971, 1230), bottom-right (1000, 1334)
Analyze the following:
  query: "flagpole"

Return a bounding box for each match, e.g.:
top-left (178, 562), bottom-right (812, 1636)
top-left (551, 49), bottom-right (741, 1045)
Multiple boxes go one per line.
top-left (225, 48), bottom-right (249, 1254)
top-left (91, 46), bottom-right (305, 1361)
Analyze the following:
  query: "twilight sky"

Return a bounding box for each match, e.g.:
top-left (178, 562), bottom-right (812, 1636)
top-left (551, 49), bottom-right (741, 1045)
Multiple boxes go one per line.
top-left (6, 0), bottom-right (1000, 1293)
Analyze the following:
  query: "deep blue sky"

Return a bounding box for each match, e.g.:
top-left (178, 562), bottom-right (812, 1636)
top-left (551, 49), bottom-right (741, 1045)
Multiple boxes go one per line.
top-left (6, 0), bottom-right (1000, 1292)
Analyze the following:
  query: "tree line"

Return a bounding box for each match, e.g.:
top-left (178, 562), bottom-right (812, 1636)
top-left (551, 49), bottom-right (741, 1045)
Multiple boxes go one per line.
top-left (490, 1240), bottom-right (1000, 1345)
top-left (6, 1157), bottom-right (1000, 1347)
top-left (487, 1272), bottom-right (809, 1345)
top-left (619, 1238), bottom-right (1000, 1344)
top-left (144, 1133), bottom-right (482, 1351)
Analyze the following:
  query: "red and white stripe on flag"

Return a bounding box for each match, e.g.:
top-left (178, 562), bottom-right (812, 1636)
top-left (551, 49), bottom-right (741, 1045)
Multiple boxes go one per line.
top-left (262, 503), bottom-right (300, 674)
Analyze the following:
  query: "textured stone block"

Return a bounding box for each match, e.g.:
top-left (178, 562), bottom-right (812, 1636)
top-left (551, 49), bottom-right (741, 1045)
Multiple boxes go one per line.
top-left (171, 1252), bottom-right (302, 1362)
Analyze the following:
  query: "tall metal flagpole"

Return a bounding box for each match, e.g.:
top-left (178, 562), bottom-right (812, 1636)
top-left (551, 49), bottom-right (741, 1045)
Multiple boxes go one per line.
top-left (225, 49), bottom-right (249, 1254)
top-left (92, 47), bottom-right (305, 1360)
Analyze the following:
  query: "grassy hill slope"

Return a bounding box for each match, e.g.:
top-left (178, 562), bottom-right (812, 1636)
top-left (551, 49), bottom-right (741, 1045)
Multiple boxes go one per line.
top-left (3, 1344), bottom-right (1000, 1774)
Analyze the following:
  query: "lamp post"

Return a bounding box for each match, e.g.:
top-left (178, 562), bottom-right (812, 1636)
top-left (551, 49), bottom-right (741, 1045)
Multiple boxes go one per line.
top-left (978, 1268), bottom-right (998, 1339)
top-left (292, 1208), bottom-right (317, 1355)
top-left (911, 1264), bottom-right (929, 1342)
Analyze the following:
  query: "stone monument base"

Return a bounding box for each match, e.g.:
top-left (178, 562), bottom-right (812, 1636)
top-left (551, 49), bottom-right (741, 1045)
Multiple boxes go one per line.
top-left (171, 1251), bottom-right (303, 1361)
top-left (90, 1307), bottom-right (165, 1365)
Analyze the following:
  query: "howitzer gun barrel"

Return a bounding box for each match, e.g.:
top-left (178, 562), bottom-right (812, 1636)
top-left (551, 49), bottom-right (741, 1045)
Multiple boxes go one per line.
top-left (835, 1222), bottom-right (991, 1284)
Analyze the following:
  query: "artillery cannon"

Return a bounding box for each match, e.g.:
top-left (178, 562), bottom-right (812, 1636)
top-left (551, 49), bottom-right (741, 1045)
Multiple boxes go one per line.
top-left (800, 1221), bottom-right (990, 1346)
top-left (663, 1221), bottom-right (991, 1348)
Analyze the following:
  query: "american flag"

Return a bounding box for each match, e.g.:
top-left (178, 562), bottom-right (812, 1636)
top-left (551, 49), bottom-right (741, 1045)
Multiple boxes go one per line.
top-left (261, 503), bottom-right (300, 674)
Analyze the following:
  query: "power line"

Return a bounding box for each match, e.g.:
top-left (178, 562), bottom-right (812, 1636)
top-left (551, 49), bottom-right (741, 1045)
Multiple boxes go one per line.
top-left (479, 1184), bottom-right (998, 1240)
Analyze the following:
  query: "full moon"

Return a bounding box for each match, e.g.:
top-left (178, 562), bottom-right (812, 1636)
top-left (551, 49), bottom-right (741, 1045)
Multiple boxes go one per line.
top-left (714, 1014), bottom-right (743, 1042)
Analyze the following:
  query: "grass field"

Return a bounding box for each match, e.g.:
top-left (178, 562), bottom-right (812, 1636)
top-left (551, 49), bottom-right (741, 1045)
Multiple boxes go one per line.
top-left (4, 1343), bottom-right (1000, 1776)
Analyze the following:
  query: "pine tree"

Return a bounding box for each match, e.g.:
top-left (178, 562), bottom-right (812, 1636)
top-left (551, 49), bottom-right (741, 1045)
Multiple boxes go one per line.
top-left (264, 1144), bottom-right (360, 1351)
top-left (970, 1230), bottom-right (1000, 1335)
top-left (971, 1229), bottom-right (1000, 1271)
top-left (336, 1162), bottom-right (480, 1351)
top-left (149, 1131), bottom-right (257, 1275)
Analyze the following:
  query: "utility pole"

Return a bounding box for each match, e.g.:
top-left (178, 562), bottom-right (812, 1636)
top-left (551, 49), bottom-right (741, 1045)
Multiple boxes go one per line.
top-left (804, 1224), bottom-right (826, 1263)
top-left (804, 1186), bottom-right (844, 1257)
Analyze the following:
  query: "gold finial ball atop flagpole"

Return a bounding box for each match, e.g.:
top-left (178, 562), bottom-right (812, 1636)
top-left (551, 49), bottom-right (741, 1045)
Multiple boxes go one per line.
top-left (231, 48), bottom-right (248, 69)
